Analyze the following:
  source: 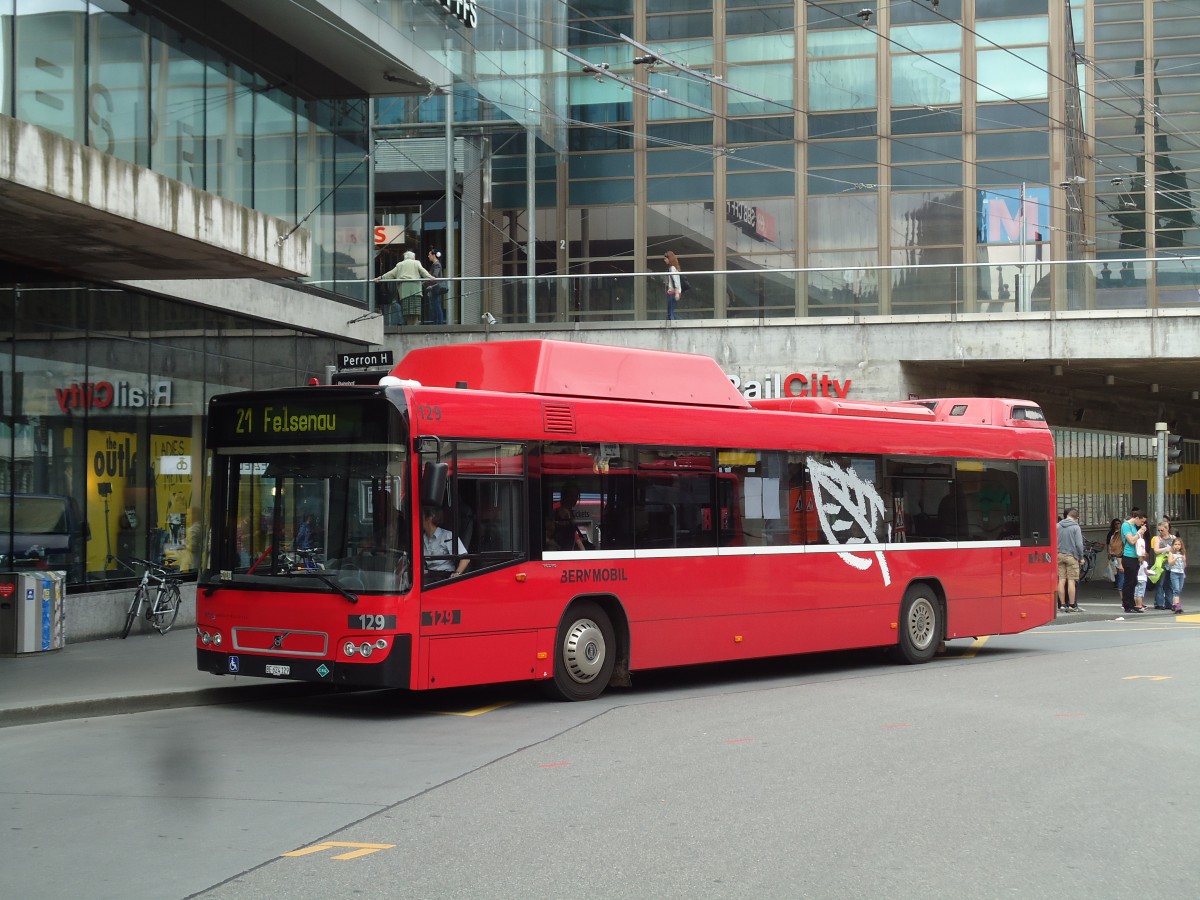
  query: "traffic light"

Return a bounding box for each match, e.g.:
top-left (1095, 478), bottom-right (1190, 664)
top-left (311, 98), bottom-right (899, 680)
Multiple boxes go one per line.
top-left (1166, 432), bottom-right (1183, 476)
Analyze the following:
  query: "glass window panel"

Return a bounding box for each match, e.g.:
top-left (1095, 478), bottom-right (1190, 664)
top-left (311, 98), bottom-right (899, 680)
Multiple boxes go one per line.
top-left (727, 10), bottom-right (794, 38)
top-left (808, 167), bottom-right (877, 195)
top-left (726, 33), bottom-right (794, 63)
top-left (648, 70), bottom-right (713, 120)
top-left (254, 87), bottom-right (296, 221)
top-left (565, 206), bottom-right (635, 256)
top-left (975, 158), bottom-right (1050, 187)
top-left (890, 134), bottom-right (962, 164)
top-left (976, 0), bottom-right (1048, 18)
top-left (646, 120), bottom-right (713, 146)
top-left (14, 0), bottom-right (86, 141)
top-left (806, 28), bottom-right (877, 57)
top-left (808, 58), bottom-right (877, 111)
top-left (977, 131), bottom-right (1050, 159)
top-left (891, 107), bottom-right (963, 135)
top-left (648, 203), bottom-right (716, 255)
top-left (723, 197), bottom-right (795, 253)
top-left (567, 179), bottom-right (636, 207)
top-left (647, 174), bottom-right (714, 203)
top-left (149, 22), bottom-right (206, 187)
top-left (977, 48), bottom-right (1048, 102)
top-left (889, 191), bottom-right (964, 247)
top-left (728, 117), bottom-right (794, 143)
top-left (567, 19), bottom-right (632, 47)
top-left (570, 124), bottom-right (633, 152)
top-left (888, 250), bottom-right (965, 315)
top-left (1095, 22), bottom-right (1144, 41)
top-left (977, 102), bottom-right (1049, 130)
top-left (725, 143), bottom-right (794, 172)
top-left (806, 251), bottom-right (880, 315)
top-left (88, 4), bottom-right (150, 164)
top-left (646, 13), bottom-right (712, 41)
top-left (647, 149), bottom-right (712, 176)
top-left (807, 195), bottom-right (878, 250)
top-left (807, 110), bottom-right (877, 138)
top-left (724, 265), bottom-right (798, 319)
top-left (569, 152), bottom-right (635, 179)
top-left (206, 62), bottom-right (255, 206)
top-left (891, 52), bottom-right (961, 107)
top-left (1095, 3), bottom-right (1143, 24)
top-left (726, 63), bottom-right (793, 116)
top-left (809, 139), bottom-right (876, 168)
top-left (890, 0), bottom-right (962, 25)
top-left (727, 171), bottom-right (796, 199)
top-left (976, 18), bottom-right (1049, 46)
top-left (891, 23), bottom-right (962, 53)
top-left (890, 163), bottom-right (962, 190)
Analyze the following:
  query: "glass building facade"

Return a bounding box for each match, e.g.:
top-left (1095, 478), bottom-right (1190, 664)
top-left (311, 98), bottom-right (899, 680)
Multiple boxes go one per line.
top-left (0, 1), bottom-right (374, 590)
top-left (375, 0), bottom-right (1200, 325)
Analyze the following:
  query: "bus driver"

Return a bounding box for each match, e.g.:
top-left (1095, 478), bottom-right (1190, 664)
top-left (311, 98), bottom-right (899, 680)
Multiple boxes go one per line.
top-left (421, 507), bottom-right (468, 580)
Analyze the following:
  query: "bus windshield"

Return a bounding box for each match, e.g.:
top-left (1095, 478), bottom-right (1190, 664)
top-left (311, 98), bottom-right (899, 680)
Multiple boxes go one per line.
top-left (204, 444), bottom-right (412, 595)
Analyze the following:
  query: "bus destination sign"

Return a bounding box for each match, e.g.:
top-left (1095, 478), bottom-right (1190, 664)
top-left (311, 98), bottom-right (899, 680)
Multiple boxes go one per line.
top-left (209, 396), bottom-right (379, 445)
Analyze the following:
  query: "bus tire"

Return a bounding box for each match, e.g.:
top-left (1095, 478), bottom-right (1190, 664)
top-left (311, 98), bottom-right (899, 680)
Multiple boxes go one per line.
top-left (892, 584), bottom-right (941, 665)
top-left (549, 600), bottom-right (615, 701)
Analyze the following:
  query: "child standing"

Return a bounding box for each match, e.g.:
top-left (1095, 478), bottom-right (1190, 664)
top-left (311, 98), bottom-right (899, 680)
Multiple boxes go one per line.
top-left (1132, 536), bottom-right (1149, 612)
top-left (1168, 537), bottom-right (1187, 614)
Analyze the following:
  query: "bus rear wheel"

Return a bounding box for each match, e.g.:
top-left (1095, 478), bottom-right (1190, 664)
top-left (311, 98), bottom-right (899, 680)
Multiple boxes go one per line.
top-left (893, 584), bottom-right (941, 664)
top-left (549, 601), bottom-right (615, 701)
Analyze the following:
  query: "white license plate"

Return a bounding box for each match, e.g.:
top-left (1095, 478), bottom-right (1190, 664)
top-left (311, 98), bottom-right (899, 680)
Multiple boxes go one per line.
top-left (265, 664), bottom-right (291, 676)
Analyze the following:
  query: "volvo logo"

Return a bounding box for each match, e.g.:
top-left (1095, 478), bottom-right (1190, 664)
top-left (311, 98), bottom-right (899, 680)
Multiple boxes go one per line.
top-left (272, 633), bottom-right (288, 649)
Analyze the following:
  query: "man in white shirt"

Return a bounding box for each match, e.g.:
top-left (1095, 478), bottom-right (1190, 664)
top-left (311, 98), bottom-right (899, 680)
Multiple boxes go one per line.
top-left (421, 507), bottom-right (468, 580)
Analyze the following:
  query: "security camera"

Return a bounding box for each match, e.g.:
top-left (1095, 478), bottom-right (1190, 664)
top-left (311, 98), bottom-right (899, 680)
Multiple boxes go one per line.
top-left (481, 312), bottom-right (497, 325)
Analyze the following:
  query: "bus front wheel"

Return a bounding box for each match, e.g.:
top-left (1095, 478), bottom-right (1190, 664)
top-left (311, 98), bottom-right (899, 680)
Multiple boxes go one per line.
top-left (893, 585), bottom-right (941, 664)
top-left (549, 601), bottom-right (615, 701)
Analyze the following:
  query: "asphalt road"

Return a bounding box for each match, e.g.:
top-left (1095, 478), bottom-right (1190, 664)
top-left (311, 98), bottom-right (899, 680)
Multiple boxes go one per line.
top-left (5, 618), bottom-right (1200, 900)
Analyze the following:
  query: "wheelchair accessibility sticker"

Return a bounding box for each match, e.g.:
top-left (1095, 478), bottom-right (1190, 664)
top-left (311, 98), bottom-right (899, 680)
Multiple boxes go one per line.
top-left (228, 655), bottom-right (239, 673)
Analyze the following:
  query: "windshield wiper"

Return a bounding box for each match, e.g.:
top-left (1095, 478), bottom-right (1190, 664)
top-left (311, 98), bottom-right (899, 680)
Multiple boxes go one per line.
top-left (292, 568), bottom-right (359, 604)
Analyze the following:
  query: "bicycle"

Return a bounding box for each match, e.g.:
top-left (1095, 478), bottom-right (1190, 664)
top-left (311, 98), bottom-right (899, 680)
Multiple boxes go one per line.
top-left (120, 557), bottom-right (183, 638)
top-left (1078, 540), bottom-right (1105, 583)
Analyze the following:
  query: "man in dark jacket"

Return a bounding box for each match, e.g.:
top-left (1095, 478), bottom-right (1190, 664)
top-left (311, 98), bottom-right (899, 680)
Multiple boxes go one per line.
top-left (1056, 507), bottom-right (1086, 612)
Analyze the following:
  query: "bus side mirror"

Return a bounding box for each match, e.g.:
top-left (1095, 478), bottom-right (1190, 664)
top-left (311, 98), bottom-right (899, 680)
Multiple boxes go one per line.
top-left (420, 461), bottom-right (449, 508)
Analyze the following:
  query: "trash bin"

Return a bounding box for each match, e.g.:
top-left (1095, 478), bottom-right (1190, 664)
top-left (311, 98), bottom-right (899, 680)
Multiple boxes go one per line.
top-left (0, 571), bottom-right (65, 655)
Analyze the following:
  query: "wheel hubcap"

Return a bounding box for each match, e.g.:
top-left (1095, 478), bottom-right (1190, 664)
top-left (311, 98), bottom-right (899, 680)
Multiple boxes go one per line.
top-left (563, 618), bottom-right (606, 684)
top-left (908, 597), bottom-right (936, 650)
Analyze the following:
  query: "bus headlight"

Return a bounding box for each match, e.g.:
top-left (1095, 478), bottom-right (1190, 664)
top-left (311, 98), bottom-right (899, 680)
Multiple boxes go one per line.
top-left (344, 641), bottom-right (357, 656)
top-left (358, 642), bottom-right (373, 658)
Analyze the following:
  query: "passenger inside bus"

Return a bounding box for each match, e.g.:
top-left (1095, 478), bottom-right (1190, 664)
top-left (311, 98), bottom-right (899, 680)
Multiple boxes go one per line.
top-left (551, 482), bottom-right (588, 551)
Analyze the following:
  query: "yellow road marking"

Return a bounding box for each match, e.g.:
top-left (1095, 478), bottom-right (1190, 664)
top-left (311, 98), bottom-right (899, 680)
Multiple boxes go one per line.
top-left (432, 701), bottom-right (512, 717)
top-left (942, 636), bottom-right (989, 659)
top-left (1177, 613), bottom-right (1200, 623)
top-left (1123, 675), bottom-right (1171, 681)
top-left (282, 841), bottom-right (394, 860)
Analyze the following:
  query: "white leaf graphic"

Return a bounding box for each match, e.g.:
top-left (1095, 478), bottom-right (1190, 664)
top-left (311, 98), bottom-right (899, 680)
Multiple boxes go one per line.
top-left (808, 459), bottom-right (891, 586)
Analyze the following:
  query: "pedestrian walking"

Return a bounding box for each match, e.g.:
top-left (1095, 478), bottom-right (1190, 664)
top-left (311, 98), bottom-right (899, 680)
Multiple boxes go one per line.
top-left (663, 250), bottom-right (683, 321)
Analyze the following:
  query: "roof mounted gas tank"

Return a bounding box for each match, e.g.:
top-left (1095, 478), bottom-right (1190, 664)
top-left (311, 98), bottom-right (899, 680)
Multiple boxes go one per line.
top-left (391, 340), bottom-right (751, 408)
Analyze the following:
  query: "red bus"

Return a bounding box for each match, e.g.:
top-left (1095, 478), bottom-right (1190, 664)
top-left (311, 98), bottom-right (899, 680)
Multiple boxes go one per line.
top-left (197, 340), bottom-right (1056, 700)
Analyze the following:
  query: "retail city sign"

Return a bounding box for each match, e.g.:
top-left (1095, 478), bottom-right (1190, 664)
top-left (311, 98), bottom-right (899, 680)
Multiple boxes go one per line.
top-left (727, 372), bottom-right (852, 399)
top-left (436, 0), bottom-right (478, 28)
top-left (55, 380), bottom-right (173, 414)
